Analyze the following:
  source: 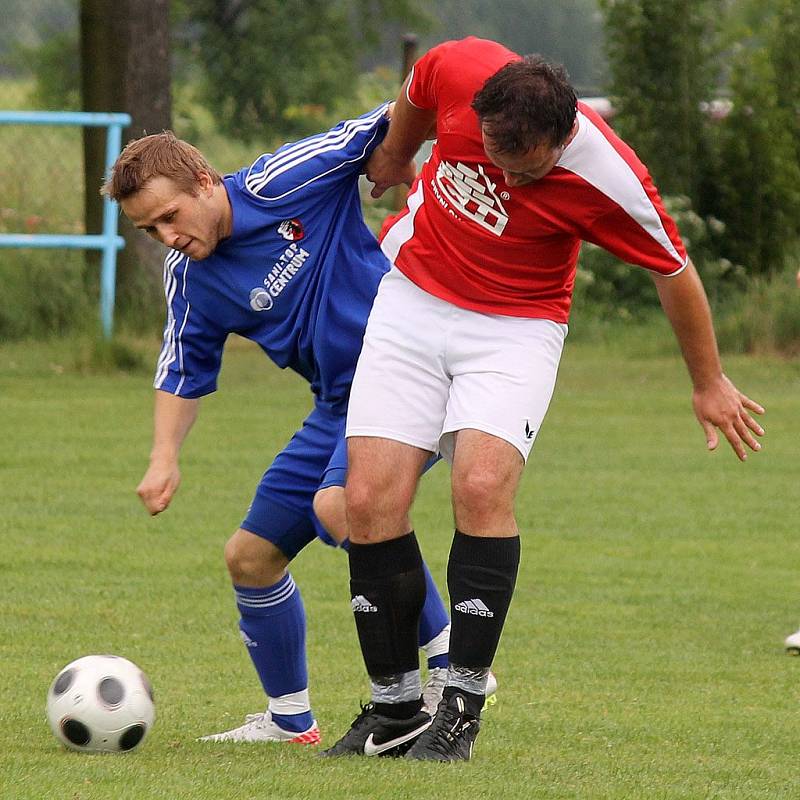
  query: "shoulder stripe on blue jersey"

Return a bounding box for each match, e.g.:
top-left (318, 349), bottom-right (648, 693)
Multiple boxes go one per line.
top-left (154, 249), bottom-right (191, 392)
top-left (244, 104), bottom-right (387, 201)
top-left (246, 105), bottom-right (386, 191)
top-left (254, 105), bottom-right (386, 184)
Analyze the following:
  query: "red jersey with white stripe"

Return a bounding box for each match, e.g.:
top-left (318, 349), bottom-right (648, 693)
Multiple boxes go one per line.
top-left (380, 37), bottom-right (688, 322)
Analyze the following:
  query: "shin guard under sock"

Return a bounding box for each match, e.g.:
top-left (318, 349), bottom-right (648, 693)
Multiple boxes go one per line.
top-left (447, 531), bottom-right (520, 670)
top-left (348, 532), bottom-right (426, 683)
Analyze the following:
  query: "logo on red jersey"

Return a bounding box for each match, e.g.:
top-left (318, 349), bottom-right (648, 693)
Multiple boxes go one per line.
top-left (278, 218), bottom-right (305, 241)
top-left (433, 161), bottom-right (509, 236)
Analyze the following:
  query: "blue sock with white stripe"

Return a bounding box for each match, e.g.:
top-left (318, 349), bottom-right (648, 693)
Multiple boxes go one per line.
top-left (235, 574), bottom-right (315, 733)
top-left (419, 563), bottom-right (450, 669)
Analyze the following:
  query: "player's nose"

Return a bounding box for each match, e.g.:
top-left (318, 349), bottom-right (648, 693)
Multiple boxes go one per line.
top-left (163, 227), bottom-right (181, 248)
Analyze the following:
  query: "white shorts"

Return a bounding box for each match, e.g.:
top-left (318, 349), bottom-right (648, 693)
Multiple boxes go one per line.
top-left (346, 268), bottom-right (567, 462)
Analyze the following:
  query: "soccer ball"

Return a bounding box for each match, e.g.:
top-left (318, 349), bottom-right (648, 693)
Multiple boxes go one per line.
top-left (46, 654), bottom-right (156, 753)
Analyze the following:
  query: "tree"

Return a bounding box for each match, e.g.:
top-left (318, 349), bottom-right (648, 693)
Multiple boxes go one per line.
top-left (601, 0), bottom-right (800, 276)
top-left (769, 0), bottom-right (800, 164)
top-left (599, 0), bottom-right (720, 199)
top-left (175, 0), bottom-right (430, 141)
top-left (712, 20), bottom-right (800, 273)
top-left (80, 0), bottom-right (172, 326)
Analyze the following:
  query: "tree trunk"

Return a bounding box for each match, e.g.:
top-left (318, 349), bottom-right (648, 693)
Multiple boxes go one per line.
top-left (80, 0), bottom-right (171, 330)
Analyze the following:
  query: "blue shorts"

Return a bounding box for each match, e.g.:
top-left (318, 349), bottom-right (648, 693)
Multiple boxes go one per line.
top-left (242, 403), bottom-right (440, 560)
top-left (241, 403), bottom-right (345, 559)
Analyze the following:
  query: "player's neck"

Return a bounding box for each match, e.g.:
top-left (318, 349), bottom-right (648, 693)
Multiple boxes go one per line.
top-left (216, 183), bottom-right (234, 242)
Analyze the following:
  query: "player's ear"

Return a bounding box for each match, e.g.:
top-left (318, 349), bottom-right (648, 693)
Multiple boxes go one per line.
top-left (196, 170), bottom-right (215, 196)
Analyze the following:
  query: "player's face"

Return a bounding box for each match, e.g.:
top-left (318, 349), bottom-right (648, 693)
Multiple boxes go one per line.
top-left (121, 173), bottom-right (228, 260)
top-left (481, 125), bottom-right (570, 188)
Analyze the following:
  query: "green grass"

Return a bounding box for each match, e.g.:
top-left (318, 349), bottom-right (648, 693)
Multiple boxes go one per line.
top-left (1, 333), bottom-right (798, 799)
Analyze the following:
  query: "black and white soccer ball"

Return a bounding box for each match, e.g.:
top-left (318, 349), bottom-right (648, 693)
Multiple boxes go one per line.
top-left (46, 655), bottom-right (156, 753)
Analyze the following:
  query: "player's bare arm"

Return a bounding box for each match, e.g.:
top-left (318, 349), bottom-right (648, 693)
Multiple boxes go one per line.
top-left (137, 390), bottom-right (200, 515)
top-left (365, 76), bottom-right (435, 198)
top-left (652, 261), bottom-right (765, 460)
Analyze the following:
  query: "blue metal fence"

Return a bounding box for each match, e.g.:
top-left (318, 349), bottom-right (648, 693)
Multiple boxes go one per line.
top-left (0, 111), bottom-right (131, 337)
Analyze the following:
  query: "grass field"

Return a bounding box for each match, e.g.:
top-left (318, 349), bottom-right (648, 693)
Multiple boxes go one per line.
top-left (1, 331), bottom-right (798, 799)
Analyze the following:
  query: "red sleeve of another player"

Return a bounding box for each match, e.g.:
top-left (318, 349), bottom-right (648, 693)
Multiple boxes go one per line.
top-left (406, 45), bottom-right (447, 109)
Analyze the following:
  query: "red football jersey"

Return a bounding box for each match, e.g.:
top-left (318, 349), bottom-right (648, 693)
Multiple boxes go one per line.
top-left (380, 37), bottom-right (688, 322)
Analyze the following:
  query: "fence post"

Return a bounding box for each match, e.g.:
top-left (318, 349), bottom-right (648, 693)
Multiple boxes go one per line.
top-left (100, 119), bottom-right (125, 337)
top-left (0, 111), bottom-right (131, 338)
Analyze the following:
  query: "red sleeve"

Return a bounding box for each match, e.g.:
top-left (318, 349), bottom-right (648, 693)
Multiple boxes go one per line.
top-left (406, 43), bottom-right (446, 110)
top-left (580, 173), bottom-right (687, 275)
top-left (559, 107), bottom-right (689, 276)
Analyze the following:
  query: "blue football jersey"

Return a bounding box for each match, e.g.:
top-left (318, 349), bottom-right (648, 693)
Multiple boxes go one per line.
top-left (154, 105), bottom-right (390, 411)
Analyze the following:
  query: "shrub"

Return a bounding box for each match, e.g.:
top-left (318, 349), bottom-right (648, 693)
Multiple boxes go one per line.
top-left (714, 262), bottom-right (800, 355)
top-left (0, 251), bottom-right (93, 340)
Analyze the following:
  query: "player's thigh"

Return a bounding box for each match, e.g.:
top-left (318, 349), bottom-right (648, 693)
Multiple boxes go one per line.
top-left (441, 315), bottom-right (567, 464)
top-left (244, 405), bottom-right (345, 560)
top-left (346, 268), bottom-right (451, 454)
top-left (346, 436), bottom-right (431, 499)
top-left (313, 430), bottom-right (442, 545)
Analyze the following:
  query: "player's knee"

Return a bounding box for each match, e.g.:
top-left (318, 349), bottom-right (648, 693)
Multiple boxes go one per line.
top-left (345, 482), bottom-right (396, 541)
top-left (452, 465), bottom-right (511, 516)
top-left (223, 530), bottom-right (287, 585)
top-left (344, 478), bottom-right (378, 529)
top-left (312, 487), bottom-right (347, 544)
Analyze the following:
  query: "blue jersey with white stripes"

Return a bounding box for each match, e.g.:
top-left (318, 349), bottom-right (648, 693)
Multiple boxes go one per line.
top-left (154, 105), bottom-right (390, 411)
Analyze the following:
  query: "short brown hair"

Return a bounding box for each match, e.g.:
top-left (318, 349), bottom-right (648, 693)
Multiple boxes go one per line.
top-left (101, 131), bottom-right (222, 201)
top-left (472, 56), bottom-right (577, 154)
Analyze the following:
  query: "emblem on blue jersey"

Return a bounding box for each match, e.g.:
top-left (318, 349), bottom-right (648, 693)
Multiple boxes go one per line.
top-left (278, 218), bottom-right (305, 241)
top-left (249, 287), bottom-right (274, 312)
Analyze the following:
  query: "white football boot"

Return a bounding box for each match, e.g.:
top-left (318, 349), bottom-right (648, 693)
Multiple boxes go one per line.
top-left (199, 710), bottom-right (320, 744)
top-left (422, 667), bottom-right (449, 714)
top-left (785, 629), bottom-right (800, 654)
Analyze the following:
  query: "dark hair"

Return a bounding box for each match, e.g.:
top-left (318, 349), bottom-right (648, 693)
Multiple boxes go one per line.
top-left (471, 55), bottom-right (577, 154)
top-left (101, 131), bottom-right (222, 200)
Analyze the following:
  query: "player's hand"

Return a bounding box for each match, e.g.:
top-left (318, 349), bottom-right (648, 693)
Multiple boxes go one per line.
top-left (136, 459), bottom-right (180, 515)
top-left (365, 143), bottom-right (416, 199)
top-left (692, 374), bottom-right (765, 461)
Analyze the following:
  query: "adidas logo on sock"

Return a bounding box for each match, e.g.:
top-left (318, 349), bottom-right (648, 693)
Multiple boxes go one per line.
top-left (240, 630), bottom-right (258, 648)
top-left (454, 598), bottom-right (494, 618)
top-left (351, 594), bottom-right (378, 613)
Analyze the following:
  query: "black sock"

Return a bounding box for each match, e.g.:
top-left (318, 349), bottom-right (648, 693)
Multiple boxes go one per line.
top-left (447, 530), bottom-right (520, 669)
top-left (374, 698), bottom-right (423, 719)
top-left (348, 532), bottom-right (426, 679)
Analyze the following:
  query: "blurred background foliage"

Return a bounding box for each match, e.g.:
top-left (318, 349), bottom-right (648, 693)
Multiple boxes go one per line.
top-left (0, 0), bottom-right (798, 350)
